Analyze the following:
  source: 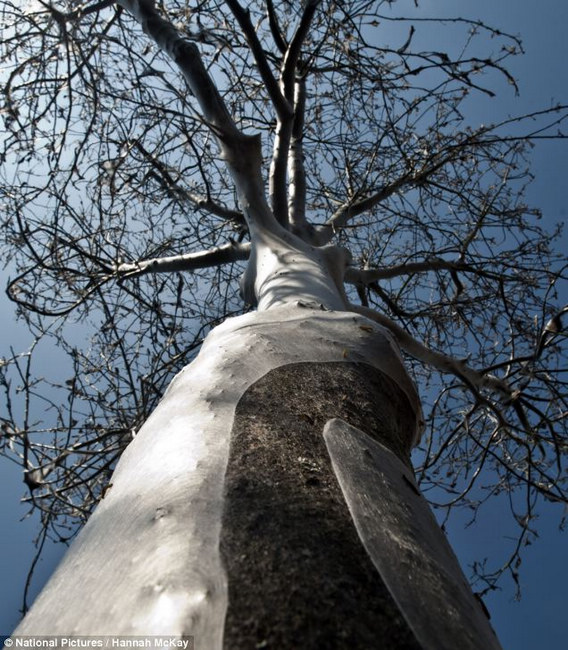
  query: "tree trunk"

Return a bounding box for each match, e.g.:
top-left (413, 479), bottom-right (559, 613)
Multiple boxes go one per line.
top-left (221, 361), bottom-right (419, 649)
top-left (13, 304), bottom-right (500, 650)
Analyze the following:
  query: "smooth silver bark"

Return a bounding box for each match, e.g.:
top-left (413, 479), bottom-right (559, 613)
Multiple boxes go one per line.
top-left (14, 305), bottom-right (420, 643)
top-left (324, 418), bottom-right (502, 650)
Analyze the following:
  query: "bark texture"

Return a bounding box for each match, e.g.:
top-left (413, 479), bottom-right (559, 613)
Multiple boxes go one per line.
top-left (221, 362), bottom-right (421, 649)
top-left (13, 307), bottom-right (419, 644)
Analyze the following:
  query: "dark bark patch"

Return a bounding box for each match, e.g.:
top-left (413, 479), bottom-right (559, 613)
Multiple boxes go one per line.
top-left (220, 362), bottom-right (421, 650)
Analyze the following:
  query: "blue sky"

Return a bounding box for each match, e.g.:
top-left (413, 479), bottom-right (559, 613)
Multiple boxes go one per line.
top-left (1, 1), bottom-right (567, 648)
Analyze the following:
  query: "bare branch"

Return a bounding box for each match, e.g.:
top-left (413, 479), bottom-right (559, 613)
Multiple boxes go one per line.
top-left (117, 0), bottom-right (239, 139)
top-left (115, 242), bottom-right (251, 278)
top-left (288, 78), bottom-right (308, 234)
top-left (132, 139), bottom-right (245, 225)
top-left (118, 0), bottom-right (278, 233)
top-left (280, 0), bottom-right (321, 100)
top-left (348, 303), bottom-right (510, 397)
top-left (224, 0), bottom-right (291, 119)
top-left (265, 0), bottom-right (287, 54)
top-left (268, 1), bottom-right (321, 229)
top-left (345, 258), bottom-right (501, 284)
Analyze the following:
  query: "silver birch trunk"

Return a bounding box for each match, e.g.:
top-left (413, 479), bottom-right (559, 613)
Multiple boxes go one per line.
top-left (13, 302), bottom-right (501, 649)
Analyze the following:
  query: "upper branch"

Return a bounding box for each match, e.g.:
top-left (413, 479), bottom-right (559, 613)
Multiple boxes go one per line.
top-left (268, 1), bottom-right (320, 230)
top-left (117, 0), bottom-right (278, 233)
top-left (224, 0), bottom-right (292, 120)
top-left (317, 136), bottom-right (472, 244)
top-left (117, 0), bottom-right (239, 139)
top-left (315, 172), bottom-right (414, 244)
top-left (265, 0), bottom-right (287, 53)
top-left (287, 78), bottom-right (308, 234)
top-left (48, 0), bottom-right (115, 21)
top-left (314, 107), bottom-right (568, 246)
top-left (280, 0), bottom-right (321, 101)
top-left (132, 139), bottom-right (246, 226)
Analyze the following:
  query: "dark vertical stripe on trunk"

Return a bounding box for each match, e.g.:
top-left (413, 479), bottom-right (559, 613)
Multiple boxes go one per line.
top-left (220, 362), bottom-right (421, 649)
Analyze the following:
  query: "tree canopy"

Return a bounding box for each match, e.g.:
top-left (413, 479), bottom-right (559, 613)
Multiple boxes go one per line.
top-left (1, 0), bottom-right (567, 604)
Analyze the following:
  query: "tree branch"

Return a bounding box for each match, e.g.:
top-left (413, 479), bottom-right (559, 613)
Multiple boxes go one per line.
top-left (288, 78), bottom-right (308, 233)
top-left (265, 0), bottom-right (287, 53)
top-left (133, 140), bottom-right (246, 225)
top-left (118, 0), bottom-right (239, 138)
top-left (268, 1), bottom-right (320, 229)
top-left (315, 172), bottom-right (413, 244)
top-left (344, 258), bottom-right (501, 284)
top-left (280, 0), bottom-right (321, 100)
top-left (314, 113), bottom-right (563, 245)
top-left (224, 0), bottom-right (291, 120)
top-left (115, 242), bottom-right (251, 278)
top-left (63, 0), bottom-right (115, 20)
top-left (347, 303), bottom-right (511, 397)
top-left (117, 0), bottom-right (278, 233)
top-left (269, 118), bottom-right (294, 227)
